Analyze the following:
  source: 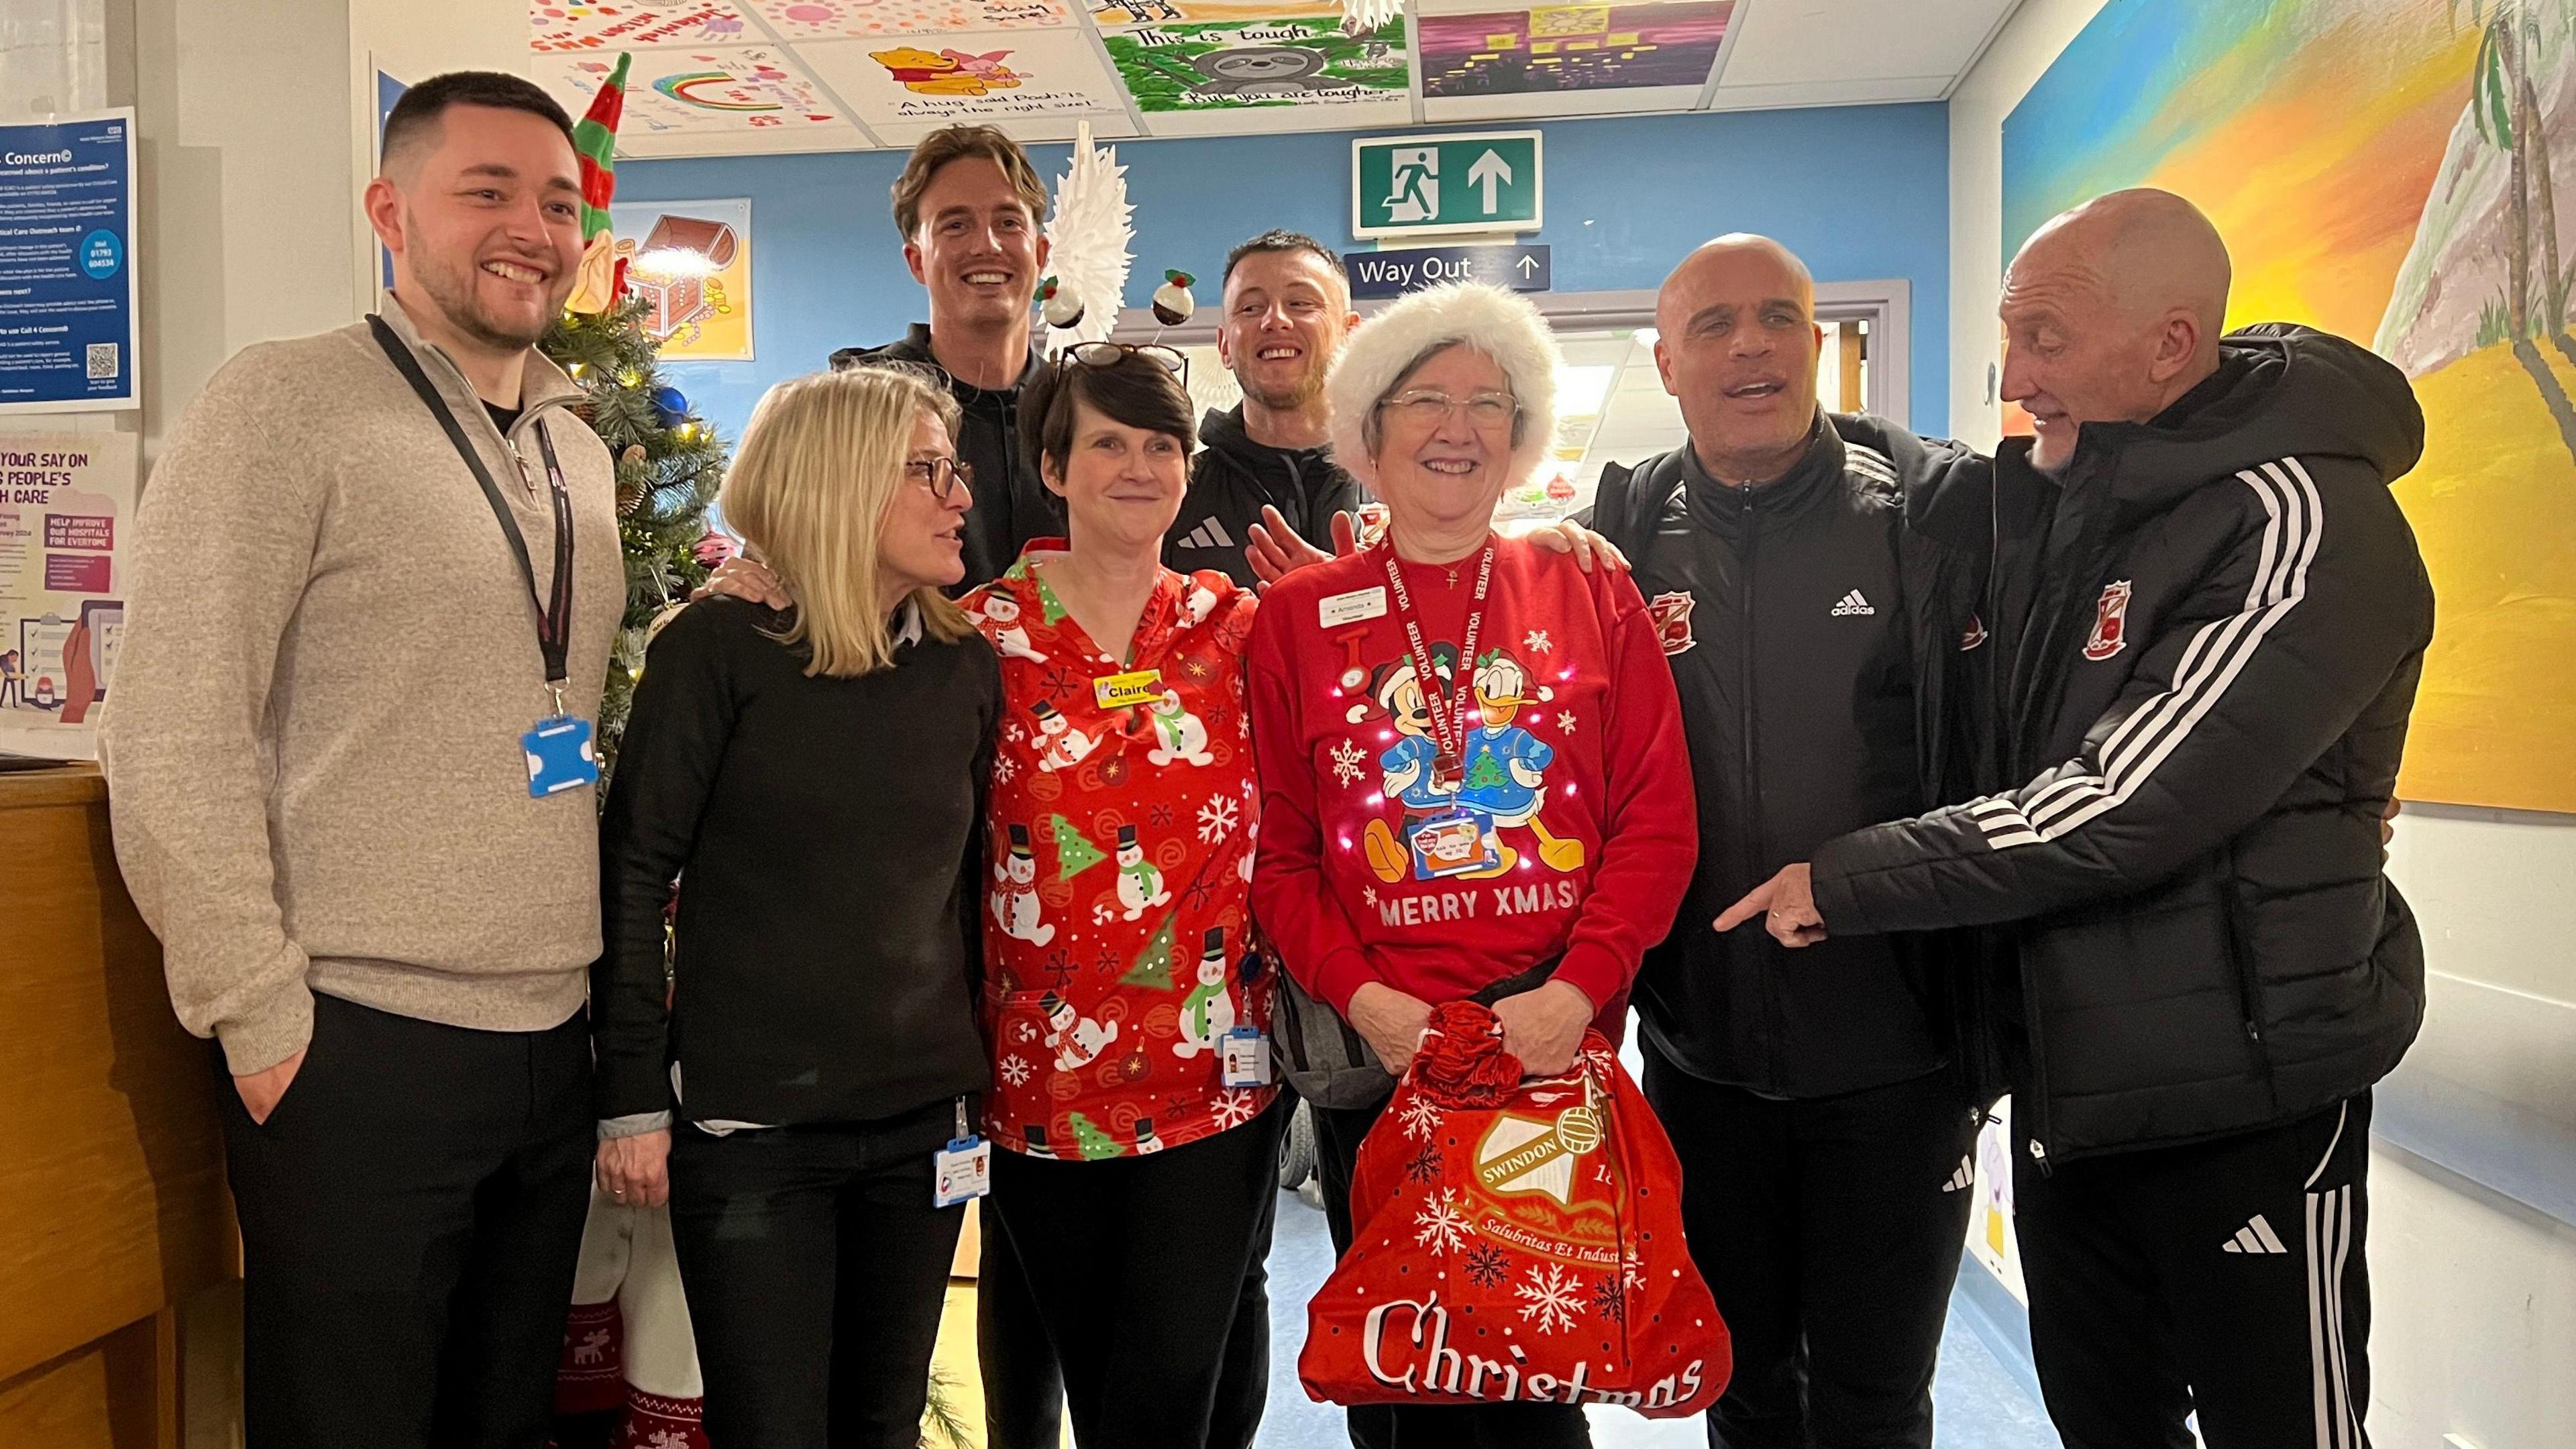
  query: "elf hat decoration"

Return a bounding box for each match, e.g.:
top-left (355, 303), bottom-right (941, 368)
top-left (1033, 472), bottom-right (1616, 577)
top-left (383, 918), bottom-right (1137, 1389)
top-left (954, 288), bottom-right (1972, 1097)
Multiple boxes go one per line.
top-left (566, 53), bottom-right (631, 315)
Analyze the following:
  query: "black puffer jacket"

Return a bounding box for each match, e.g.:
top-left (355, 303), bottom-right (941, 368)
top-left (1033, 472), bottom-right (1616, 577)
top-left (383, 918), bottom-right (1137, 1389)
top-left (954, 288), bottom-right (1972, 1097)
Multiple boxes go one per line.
top-left (1588, 413), bottom-right (1995, 1100)
top-left (1165, 405), bottom-right (1363, 587)
top-left (1811, 326), bottom-right (2434, 1164)
top-left (832, 325), bottom-right (1060, 589)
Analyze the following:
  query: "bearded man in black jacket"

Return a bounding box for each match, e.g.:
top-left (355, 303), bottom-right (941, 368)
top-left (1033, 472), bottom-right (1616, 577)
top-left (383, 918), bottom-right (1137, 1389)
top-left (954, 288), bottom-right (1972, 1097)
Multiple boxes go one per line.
top-left (1585, 234), bottom-right (1995, 1449)
top-left (1169, 230), bottom-right (1364, 584)
top-left (1725, 190), bottom-right (2432, 1449)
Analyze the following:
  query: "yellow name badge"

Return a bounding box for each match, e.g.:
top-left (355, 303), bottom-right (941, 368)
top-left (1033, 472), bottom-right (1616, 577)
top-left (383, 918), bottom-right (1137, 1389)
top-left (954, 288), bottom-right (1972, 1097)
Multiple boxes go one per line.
top-left (1093, 668), bottom-right (1163, 710)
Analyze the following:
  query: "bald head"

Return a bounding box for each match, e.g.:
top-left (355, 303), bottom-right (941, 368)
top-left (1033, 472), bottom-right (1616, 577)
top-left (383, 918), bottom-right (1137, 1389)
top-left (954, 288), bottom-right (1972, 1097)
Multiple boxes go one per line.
top-left (2021, 189), bottom-right (2231, 349)
top-left (1654, 235), bottom-right (1824, 484)
top-left (1999, 189), bottom-right (2234, 471)
top-left (1657, 234), bottom-right (1815, 336)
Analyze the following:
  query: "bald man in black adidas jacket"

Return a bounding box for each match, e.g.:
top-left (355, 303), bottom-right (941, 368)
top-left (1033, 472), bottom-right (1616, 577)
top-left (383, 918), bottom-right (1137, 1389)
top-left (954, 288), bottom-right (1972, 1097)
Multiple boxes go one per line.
top-left (1585, 235), bottom-right (1998, 1449)
top-left (1725, 191), bottom-right (2432, 1449)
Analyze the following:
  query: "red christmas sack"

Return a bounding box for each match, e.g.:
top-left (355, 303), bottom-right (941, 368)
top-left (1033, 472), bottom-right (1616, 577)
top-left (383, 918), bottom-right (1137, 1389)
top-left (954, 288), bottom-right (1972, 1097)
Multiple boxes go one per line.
top-left (1300, 1002), bottom-right (1731, 1416)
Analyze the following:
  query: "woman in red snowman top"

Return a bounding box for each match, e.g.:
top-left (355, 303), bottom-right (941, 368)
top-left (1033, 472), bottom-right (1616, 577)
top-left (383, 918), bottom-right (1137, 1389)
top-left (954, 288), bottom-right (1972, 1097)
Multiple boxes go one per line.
top-left (1248, 282), bottom-right (1699, 1448)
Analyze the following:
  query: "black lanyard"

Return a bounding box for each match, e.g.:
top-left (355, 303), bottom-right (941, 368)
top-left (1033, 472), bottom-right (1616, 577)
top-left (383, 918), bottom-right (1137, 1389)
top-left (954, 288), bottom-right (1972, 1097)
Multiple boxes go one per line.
top-left (368, 315), bottom-right (577, 714)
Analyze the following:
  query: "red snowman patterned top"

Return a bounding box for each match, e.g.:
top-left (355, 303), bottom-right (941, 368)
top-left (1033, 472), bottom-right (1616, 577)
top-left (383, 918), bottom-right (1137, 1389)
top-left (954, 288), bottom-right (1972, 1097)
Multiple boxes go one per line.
top-left (963, 543), bottom-right (1279, 1161)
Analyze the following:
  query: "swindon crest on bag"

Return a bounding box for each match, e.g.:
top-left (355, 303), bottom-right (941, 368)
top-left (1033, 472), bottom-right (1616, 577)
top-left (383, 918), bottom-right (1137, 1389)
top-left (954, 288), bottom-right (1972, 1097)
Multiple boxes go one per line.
top-left (1301, 1002), bottom-right (1730, 1417)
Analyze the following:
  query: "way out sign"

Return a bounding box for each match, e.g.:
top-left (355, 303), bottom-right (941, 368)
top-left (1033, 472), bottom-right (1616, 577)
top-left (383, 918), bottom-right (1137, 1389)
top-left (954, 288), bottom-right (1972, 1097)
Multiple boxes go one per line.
top-left (1352, 131), bottom-right (1542, 239)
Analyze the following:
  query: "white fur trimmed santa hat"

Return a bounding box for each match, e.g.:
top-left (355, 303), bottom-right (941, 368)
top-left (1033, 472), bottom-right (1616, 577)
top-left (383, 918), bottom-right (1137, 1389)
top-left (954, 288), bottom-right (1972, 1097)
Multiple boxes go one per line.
top-left (1324, 281), bottom-right (1562, 492)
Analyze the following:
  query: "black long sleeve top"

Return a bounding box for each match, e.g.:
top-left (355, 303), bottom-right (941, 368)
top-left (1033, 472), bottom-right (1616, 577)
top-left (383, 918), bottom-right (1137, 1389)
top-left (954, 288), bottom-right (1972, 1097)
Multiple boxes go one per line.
top-left (592, 596), bottom-right (1000, 1128)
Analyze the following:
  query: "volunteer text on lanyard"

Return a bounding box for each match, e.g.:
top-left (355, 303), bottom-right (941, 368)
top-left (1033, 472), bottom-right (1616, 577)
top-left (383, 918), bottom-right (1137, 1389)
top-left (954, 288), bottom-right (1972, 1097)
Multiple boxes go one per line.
top-left (369, 315), bottom-right (600, 798)
top-left (1381, 540), bottom-right (1499, 879)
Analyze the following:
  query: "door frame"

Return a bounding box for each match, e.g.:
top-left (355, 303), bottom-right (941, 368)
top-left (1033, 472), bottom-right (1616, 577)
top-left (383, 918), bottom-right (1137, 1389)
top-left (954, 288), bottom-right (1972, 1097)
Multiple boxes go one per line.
top-left (1108, 278), bottom-right (1912, 427)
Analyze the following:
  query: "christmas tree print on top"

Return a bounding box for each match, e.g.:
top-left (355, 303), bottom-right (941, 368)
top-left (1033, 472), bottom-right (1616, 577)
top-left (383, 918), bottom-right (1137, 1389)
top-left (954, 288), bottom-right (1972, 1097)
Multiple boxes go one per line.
top-left (1069, 1111), bottom-right (1126, 1160)
top-left (1464, 751), bottom-right (1509, 792)
top-left (1051, 813), bottom-right (1107, 879)
top-left (1121, 914), bottom-right (1178, 989)
top-left (1034, 572), bottom-right (1071, 625)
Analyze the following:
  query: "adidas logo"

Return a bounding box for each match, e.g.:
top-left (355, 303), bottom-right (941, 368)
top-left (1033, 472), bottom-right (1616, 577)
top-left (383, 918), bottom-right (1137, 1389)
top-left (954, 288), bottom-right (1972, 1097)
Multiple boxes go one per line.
top-left (2221, 1214), bottom-right (2289, 1254)
top-left (1830, 589), bottom-right (1876, 617)
top-left (1940, 1156), bottom-right (1974, 1193)
top-left (1177, 517), bottom-right (1236, 551)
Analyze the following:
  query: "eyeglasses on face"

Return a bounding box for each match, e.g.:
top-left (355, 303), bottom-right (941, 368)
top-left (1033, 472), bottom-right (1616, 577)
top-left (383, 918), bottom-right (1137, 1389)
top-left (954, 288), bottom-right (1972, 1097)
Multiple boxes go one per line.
top-left (903, 456), bottom-right (975, 504)
top-left (1063, 341), bottom-right (1191, 388)
top-left (1377, 390), bottom-right (1519, 431)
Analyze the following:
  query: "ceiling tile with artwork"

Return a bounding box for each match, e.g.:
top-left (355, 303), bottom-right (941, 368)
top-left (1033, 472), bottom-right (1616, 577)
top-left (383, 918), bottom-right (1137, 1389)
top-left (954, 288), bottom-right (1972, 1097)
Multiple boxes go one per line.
top-left (529, 4), bottom-right (753, 52)
top-left (1100, 15), bottom-right (1411, 131)
top-left (539, 46), bottom-right (863, 151)
top-left (744, 0), bottom-right (1075, 39)
top-left (798, 32), bottom-right (1129, 141)
top-left (1419, 1), bottom-right (1731, 106)
top-left (1084, 0), bottom-right (1340, 23)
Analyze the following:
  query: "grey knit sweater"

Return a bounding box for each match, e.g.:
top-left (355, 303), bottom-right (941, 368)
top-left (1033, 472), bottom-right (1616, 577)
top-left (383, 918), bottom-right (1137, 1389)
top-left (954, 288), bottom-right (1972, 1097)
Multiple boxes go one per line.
top-left (103, 300), bottom-right (622, 1074)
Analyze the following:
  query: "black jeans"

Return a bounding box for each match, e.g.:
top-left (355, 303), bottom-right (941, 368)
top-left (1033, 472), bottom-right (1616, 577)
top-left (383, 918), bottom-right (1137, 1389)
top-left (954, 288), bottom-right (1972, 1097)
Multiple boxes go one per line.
top-left (1641, 1047), bottom-right (1979, 1449)
top-left (1311, 1095), bottom-right (1593, 1449)
top-left (983, 1097), bottom-right (1292, 1448)
top-left (217, 990), bottom-right (593, 1449)
top-left (2017, 1093), bottom-right (2375, 1449)
top-left (979, 1114), bottom-right (1287, 1449)
top-left (667, 1099), bottom-right (969, 1449)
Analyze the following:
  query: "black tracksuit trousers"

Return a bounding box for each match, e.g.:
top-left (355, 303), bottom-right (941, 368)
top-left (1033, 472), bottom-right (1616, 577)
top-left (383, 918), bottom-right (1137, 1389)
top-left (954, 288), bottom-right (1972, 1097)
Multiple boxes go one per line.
top-left (2016, 1093), bottom-right (2375, 1449)
top-left (1642, 1044), bottom-right (1979, 1449)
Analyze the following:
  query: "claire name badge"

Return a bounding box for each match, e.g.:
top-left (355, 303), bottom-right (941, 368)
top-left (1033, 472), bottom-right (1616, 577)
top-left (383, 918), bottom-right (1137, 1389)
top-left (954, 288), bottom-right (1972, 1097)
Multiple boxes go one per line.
top-left (523, 716), bottom-right (600, 798)
top-left (1222, 1028), bottom-right (1272, 1089)
top-left (1093, 667), bottom-right (1163, 711)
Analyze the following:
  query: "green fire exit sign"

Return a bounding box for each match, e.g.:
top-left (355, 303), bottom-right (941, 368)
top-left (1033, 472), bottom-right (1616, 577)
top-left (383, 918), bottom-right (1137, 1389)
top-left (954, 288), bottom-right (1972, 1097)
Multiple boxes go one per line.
top-left (1352, 131), bottom-right (1543, 239)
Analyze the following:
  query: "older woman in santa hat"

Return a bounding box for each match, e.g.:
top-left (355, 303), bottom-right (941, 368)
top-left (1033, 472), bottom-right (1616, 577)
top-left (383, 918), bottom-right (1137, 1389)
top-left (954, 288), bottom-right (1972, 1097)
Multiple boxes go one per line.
top-left (1247, 281), bottom-right (1698, 1449)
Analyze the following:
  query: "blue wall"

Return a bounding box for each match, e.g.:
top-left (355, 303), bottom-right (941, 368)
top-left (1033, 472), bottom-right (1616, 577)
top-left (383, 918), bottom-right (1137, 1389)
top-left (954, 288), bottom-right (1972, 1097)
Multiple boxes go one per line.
top-left (621, 103), bottom-right (1949, 441)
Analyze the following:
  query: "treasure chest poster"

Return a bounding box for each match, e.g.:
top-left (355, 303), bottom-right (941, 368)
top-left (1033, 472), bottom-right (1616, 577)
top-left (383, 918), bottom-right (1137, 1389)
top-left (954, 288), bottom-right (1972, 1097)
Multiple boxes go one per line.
top-left (1102, 16), bottom-right (1411, 126)
top-left (607, 199), bottom-right (754, 360)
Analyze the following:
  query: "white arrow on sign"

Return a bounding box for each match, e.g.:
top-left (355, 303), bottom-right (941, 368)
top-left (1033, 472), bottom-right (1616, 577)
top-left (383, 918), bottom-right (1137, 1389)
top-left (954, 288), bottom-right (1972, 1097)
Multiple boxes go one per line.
top-left (1516, 254), bottom-right (1540, 278)
top-left (1467, 149), bottom-right (1512, 215)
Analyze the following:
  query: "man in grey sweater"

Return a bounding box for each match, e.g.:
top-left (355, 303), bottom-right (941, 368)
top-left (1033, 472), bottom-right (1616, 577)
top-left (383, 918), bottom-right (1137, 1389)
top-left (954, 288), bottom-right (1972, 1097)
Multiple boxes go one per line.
top-left (102, 72), bottom-right (621, 1449)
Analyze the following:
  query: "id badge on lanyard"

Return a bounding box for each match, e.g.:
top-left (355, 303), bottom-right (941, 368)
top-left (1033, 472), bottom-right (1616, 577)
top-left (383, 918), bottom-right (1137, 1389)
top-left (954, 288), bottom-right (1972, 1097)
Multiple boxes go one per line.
top-left (368, 316), bottom-right (597, 798)
top-left (932, 1097), bottom-right (991, 1207)
top-left (1381, 543), bottom-right (1497, 879)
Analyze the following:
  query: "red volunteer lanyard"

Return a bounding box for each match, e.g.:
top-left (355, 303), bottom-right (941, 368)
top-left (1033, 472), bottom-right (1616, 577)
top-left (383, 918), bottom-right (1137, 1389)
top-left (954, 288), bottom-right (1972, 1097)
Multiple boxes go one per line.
top-left (1379, 541), bottom-right (1494, 786)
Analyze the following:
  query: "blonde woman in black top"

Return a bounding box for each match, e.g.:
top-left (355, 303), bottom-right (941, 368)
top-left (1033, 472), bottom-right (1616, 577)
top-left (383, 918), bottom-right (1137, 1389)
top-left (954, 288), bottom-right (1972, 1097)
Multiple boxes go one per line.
top-left (592, 365), bottom-right (1002, 1449)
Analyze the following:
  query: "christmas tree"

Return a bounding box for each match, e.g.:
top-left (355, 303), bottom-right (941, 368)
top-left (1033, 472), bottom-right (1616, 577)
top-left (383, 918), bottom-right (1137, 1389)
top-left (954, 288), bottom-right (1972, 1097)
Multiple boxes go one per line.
top-left (1052, 813), bottom-right (1108, 879)
top-left (1121, 915), bottom-right (1177, 989)
top-left (534, 53), bottom-right (726, 776)
top-left (1465, 751), bottom-right (1509, 791)
top-left (1068, 1111), bottom-right (1127, 1161)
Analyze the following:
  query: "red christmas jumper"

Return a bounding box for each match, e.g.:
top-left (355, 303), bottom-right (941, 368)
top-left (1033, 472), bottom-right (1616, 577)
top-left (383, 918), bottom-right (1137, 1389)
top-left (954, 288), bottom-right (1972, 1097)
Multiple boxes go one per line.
top-left (1247, 537), bottom-right (1698, 1032)
top-left (966, 544), bottom-right (1279, 1159)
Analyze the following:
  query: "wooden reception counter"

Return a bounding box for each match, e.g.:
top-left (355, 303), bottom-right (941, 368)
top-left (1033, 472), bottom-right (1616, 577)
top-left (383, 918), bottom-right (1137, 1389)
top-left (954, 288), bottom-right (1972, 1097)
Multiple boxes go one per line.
top-left (0, 763), bottom-right (236, 1447)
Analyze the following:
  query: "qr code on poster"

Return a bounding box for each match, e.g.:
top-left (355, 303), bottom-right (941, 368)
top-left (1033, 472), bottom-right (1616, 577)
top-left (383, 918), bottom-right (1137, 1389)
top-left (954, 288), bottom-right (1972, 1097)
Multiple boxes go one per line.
top-left (87, 343), bottom-right (119, 380)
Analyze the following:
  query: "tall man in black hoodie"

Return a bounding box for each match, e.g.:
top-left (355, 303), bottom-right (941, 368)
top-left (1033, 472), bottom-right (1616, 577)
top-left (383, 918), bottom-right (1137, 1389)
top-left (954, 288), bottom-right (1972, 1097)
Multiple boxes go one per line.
top-left (1725, 191), bottom-right (2432, 1449)
top-left (1585, 236), bottom-right (1994, 1449)
top-left (1168, 230), bottom-right (1364, 584)
top-left (832, 125), bottom-right (1060, 588)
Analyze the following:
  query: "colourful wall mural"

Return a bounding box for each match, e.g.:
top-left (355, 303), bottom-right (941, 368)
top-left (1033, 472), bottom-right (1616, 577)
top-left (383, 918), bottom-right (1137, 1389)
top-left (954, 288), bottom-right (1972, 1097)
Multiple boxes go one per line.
top-left (2004, 0), bottom-right (2576, 813)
